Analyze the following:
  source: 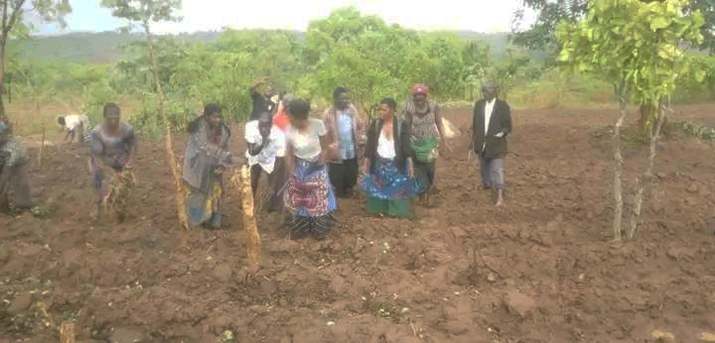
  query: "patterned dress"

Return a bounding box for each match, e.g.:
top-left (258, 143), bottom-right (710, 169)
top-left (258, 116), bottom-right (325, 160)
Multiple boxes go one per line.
top-left (182, 118), bottom-right (231, 229)
top-left (282, 119), bottom-right (337, 239)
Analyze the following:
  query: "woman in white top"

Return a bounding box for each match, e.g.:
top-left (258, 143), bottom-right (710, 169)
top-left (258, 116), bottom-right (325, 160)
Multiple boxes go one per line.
top-left (282, 99), bottom-right (336, 239)
top-left (245, 111), bottom-right (286, 212)
top-left (360, 98), bottom-right (423, 218)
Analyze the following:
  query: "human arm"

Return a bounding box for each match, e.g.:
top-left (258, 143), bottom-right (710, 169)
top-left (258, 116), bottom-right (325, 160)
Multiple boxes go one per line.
top-left (353, 105), bottom-right (367, 152)
top-left (124, 128), bottom-right (138, 169)
top-left (400, 119), bottom-right (415, 178)
top-left (363, 119), bottom-right (376, 173)
top-left (433, 103), bottom-right (451, 152)
top-left (285, 142), bottom-right (295, 177)
top-left (495, 102), bottom-right (512, 138)
top-left (250, 77), bottom-right (269, 95)
top-left (245, 122), bottom-right (267, 156)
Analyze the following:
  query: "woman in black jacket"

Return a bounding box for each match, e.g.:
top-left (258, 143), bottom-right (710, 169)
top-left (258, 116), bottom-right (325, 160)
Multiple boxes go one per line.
top-left (360, 98), bottom-right (423, 218)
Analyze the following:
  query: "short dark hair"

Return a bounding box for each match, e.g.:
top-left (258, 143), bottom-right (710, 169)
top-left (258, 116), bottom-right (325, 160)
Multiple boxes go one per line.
top-left (288, 99), bottom-right (311, 120)
top-left (204, 103), bottom-right (222, 117)
top-left (380, 97), bottom-right (397, 111)
top-left (333, 87), bottom-right (349, 100)
top-left (103, 103), bottom-right (120, 117)
top-left (57, 116), bottom-right (66, 126)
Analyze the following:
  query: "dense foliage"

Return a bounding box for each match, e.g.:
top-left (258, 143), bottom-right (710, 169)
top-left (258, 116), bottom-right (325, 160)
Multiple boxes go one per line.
top-left (514, 0), bottom-right (715, 54)
top-left (557, 0), bottom-right (705, 128)
top-left (4, 6), bottom-right (715, 138)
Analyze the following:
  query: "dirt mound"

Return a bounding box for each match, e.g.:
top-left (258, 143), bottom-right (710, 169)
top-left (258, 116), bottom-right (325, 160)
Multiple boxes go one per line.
top-left (1, 105), bottom-right (715, 342)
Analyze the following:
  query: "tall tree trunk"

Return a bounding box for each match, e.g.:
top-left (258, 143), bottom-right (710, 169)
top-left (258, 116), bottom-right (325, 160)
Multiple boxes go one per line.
top-left (612, 80), bottom-right (628, 240)
top-left (144, 22), bottom-right (189, 234)
top-left (0, 36), bottom-right (7, 120)
top-left (640, 102), bottom-right (657, 136)
top-left (627, 100), bottom-right (668, 239)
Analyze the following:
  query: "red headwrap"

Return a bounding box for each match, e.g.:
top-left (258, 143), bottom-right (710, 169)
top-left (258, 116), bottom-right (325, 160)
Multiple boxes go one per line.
top-left (412, 84), bottom-right (429, 96)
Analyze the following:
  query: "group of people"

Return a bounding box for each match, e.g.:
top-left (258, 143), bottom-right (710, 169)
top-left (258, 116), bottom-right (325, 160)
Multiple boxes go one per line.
top-left (0, 79), bottom-right (512, 242)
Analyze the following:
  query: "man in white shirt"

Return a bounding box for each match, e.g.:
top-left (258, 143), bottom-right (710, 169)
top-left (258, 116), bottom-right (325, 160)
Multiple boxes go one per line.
top-left (245, 111), bottom-right (286, 212)
top-left (471, 81), bottom-right (512, 206)
top-left (57, 114), bottom-right (90, 143)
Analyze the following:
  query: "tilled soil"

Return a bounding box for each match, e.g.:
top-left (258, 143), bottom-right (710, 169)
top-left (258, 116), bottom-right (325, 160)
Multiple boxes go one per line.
top-left (1, 105), bottom-right (714, 343)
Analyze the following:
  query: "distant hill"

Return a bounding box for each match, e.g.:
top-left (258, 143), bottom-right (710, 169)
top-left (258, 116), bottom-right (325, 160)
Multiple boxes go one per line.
top-left (10, 30), bottom-right (528, 64)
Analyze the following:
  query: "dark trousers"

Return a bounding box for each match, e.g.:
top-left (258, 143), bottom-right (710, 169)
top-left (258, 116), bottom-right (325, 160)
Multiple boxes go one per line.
top-left (270, 157), bottom-right (286, 211)
top-left (479, 156), bottom-right (505, 190)
top-left (414, 159), bottom-right (436, 194)
top-left (328, 158), bottom-right (358, 198)
top-left (250, 157), bottom-right (286, 212)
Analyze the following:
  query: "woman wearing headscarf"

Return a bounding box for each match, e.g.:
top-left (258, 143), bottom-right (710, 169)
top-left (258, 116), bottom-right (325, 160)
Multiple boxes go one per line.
top-left (401, 84), bottom-right (450, 206)
top-left (182, 104), bottom-right (232, 229)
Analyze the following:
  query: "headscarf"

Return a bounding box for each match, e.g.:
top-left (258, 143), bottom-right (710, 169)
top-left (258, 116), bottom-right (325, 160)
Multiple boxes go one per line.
top-left (412, 84), bottom-right (429, 97)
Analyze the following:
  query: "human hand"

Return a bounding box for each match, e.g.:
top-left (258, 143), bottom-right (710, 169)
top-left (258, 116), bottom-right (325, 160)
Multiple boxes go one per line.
top-left (495, 132), bottom-right (505, 138)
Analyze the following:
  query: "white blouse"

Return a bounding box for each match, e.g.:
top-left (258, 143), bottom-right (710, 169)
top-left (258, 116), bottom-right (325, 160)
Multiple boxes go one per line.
top-left (377, 127), bottom-right (396, 159)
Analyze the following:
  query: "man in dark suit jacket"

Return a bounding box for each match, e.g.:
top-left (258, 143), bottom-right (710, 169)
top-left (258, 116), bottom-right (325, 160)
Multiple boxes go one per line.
top-left (472, 81), bottom-right (512, 206)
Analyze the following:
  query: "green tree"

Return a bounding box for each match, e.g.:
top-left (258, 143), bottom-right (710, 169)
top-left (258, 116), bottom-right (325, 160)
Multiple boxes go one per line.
top-left (0, 0), bottom-right (70, 120)
top-left (557, 0), bottom-right (704, 239)
top-left (514, 0), bottom-right (714, 53)
top-left (101, 0), bottom-right (190, 234)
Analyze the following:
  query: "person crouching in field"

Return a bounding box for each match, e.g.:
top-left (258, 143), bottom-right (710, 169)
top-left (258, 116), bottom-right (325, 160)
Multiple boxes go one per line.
top-left (182, 104), bottom-right (232, 229)
top-left (401, 84), bottom-right (450, 206)
top-left (245, 111), bottom-right (286, 213)
top-left (57, 114), bottom-right (90, 143)
top-left (88, 103), bottom-right (137, 222)
top-left (323, 87), bottom-right (365, 198)
top-left (471, 80), bottom-right (512, 207)
top-left (283, 99), bottom-right (336, 239)
top-left (0, 121), bottom-right (33, 213)
top-left (360, 98), bottom-right (422, 218)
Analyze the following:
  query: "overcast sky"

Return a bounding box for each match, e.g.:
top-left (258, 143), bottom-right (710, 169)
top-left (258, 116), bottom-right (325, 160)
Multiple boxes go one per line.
top-left (35, 0), bottom-right (536, 34)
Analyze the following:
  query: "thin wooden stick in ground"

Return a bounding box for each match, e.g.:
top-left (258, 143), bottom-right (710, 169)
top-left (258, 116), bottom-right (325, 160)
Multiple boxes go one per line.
top-left (236, 165), bottom-right (262, 272)
top-left (165, 126), bottom-right (190, 242)
top-left (59, 322), bottom-right (75, 343)
top-left (38, 122), bottom-right (45, 168)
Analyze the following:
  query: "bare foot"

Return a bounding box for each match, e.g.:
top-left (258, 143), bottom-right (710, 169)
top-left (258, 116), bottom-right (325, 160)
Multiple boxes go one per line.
top-left (496, 190), bottom-right (505, 207)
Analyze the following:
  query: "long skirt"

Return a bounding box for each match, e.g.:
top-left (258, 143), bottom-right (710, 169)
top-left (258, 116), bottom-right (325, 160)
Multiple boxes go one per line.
top-left (283, 158), bottom-right (336, 238)
top-left (360, 158), bottom-right (422, 218)
top-left (185, 175), bottom-right (223, 229)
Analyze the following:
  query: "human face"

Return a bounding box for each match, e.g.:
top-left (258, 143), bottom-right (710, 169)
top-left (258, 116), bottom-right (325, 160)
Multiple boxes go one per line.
top-left (289, 116), bottom-right (308, 131)
top-left (482, 83), bottom-right (497, 100)
top-left (258, 113), bottom-right (272, 137)
top-left (380, 104), bottom-right (394, 121)
top-left (413, 93), bottom-right (427, 107)
top-left (335, 92), bottom-right (350, 110)
top-left (105, 111), bottom-right (121, 131)
top-left (207, 112), bottom-right (223, 129)
top-left (264, 86), bottom-right (273, 98)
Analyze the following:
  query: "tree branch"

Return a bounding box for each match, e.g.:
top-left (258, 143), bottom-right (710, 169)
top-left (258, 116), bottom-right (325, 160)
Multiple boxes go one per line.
top-left (5, 0), bottom-right (25, 37)
top-left (1, 0), bottom-right (9, 37)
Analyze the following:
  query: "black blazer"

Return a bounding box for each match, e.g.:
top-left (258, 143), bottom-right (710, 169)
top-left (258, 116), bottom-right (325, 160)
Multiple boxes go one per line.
top-left (472, 98), bottom-right (512, 159)
top-left (365, 117), bottom-right (412, 174)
